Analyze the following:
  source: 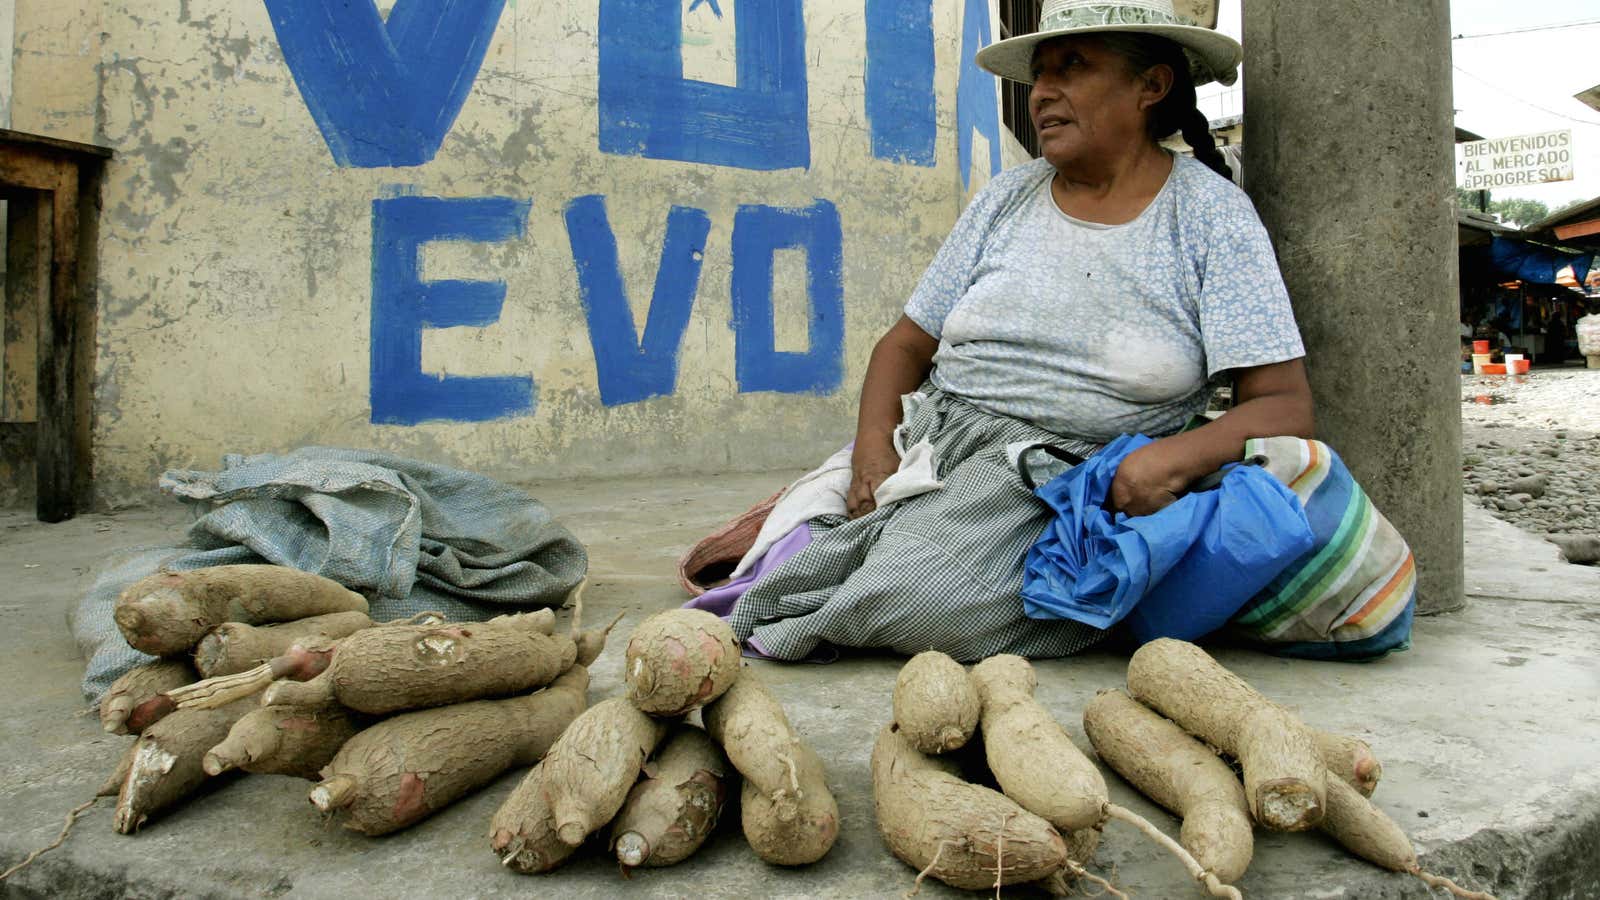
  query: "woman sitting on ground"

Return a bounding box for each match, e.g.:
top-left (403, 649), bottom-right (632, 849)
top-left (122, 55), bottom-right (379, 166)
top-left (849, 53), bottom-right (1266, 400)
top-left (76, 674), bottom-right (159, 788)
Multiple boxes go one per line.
top-left (728, 0), bottom-right (1314, 662)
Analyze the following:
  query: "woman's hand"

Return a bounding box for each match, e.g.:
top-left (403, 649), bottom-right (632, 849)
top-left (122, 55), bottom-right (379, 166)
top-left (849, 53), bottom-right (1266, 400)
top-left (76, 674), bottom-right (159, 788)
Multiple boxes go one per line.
top-left (1110, 439), bottom-right (1194, 517)
top-left (848, 444), bottom-right (901, 519)
top-left (1108, 359), bottom-right (1315, 518)
top-left (847, 316), bottom-right (938, 519)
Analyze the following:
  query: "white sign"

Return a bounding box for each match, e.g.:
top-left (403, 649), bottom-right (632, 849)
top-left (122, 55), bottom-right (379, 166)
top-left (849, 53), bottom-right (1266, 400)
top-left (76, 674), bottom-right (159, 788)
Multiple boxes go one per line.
top-left (1457, 129), bottom-right (1574, 191)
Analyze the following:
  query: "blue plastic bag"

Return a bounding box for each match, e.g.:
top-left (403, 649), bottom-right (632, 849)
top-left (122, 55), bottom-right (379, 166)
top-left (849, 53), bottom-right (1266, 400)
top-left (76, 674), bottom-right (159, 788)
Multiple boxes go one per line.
top-left (1022, 434), bottom-right (1316, 642)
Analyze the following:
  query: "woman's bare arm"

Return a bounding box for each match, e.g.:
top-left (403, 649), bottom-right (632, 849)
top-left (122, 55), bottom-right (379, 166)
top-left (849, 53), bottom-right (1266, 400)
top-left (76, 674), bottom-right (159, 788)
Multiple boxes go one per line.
top-left (1110, 358), bottom-right (1314, 516)
top-left (848, 316), bottom-right (939, 518)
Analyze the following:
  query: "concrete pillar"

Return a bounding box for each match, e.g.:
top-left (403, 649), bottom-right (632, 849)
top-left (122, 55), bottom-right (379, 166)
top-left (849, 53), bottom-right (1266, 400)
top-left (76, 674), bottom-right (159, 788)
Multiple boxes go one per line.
top-left (1243, 1), bottom-right (1464, 613)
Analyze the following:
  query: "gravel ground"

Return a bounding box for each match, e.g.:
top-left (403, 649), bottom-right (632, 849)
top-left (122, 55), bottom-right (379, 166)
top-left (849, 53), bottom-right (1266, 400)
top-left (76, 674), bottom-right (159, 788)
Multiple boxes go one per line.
top-left (1461, 367), bottom-right (1600, 563)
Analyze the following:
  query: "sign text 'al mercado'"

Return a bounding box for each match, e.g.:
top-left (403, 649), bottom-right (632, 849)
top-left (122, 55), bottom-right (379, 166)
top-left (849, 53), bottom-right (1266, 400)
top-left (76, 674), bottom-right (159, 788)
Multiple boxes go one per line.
top-left (1457, 129), bottom-right (1575, 191)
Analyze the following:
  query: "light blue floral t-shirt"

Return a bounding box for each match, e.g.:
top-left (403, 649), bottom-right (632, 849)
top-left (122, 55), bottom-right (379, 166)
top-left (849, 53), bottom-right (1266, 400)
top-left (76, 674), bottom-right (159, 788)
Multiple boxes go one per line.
top-left (905, 155), bottom-right (1304, 443)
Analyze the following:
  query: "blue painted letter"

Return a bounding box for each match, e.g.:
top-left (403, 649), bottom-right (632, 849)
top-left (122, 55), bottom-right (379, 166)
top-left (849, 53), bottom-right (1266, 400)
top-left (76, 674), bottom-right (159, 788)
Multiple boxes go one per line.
top-left (598, 0), bottom-right (809, 170)
top-left (957, 0), bottom-right (1004, 189)
top-left (371, 195), bottom-right (534, 424)
top-left (265, 0), bottom-right (506, 167)
top-left (865, 0), bottom-right (936, 166)
top-left (730, 201), bottom-right (844, 395)
top-left (565, 196), bottom-right (712, 407)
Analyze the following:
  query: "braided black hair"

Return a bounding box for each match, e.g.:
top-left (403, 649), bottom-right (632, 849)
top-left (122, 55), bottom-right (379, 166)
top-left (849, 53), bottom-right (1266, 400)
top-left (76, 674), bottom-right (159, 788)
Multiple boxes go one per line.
top-left (1095, 33), bottom-right (1232, 182)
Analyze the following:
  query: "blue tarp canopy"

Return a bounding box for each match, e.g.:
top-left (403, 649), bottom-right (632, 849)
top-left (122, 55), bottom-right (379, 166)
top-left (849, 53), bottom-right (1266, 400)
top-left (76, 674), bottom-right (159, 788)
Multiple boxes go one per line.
top-left (1487, 235), bottom-right (1593, 287)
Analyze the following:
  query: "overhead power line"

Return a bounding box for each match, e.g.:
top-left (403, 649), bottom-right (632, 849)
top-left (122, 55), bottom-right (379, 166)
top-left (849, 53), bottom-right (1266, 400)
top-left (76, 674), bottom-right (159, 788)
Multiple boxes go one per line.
top-left (1452, 18), bottom-right (1600, 40)
top-left (1452, 65), bottom-right (1600, 127)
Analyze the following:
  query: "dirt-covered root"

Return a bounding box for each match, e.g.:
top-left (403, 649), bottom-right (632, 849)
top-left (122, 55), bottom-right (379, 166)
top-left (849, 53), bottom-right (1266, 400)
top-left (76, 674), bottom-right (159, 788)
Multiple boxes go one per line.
top-left (611, 725), bottom-right (729, 869)
top-left (100, 660), bottom-right (196, 735)
top-left (175, 641), bottom-right (337, 711)
top-left (738, 741), bottom-right (839, 866)
top-left (266, 615), bottom-right (578, 715)
top-left (623, 609), bottom-right (740, 716)
top-left (1063, 826), bottom-right (1100, 866)
top-left (1036, 862), bottom-right (1128, 899)
top-left (575, 612), bottom-right (625, 667)
top-left (523, 608), bottom-right (558, 635)
top-left (1102, 804), bottom-right (1242, 900)
top-left (490, 762), bottom-right (579, 875)
top-left (893, 651), bottom-right (980, 755)
top-left (538, 696), bottom-right (666, 847)
top-left (1313, 730), bottom-right (1382, 797)
top-left (0, 799), bottom-right (102, 882)
top-left (873, 724), bottom-right (1069, 891)
top-left (113, 565), bottom-right (369, 656)
top-left (193, 612), bottom-right (373, 678)
top-left (1082, 689), bottom-right (1253, 884)
top-left (1235, 705), bottom-right (1326, 831)
top-left (702, 667), bottom-right (815, 824)
top-left (204, 702), bottom-right (360, 778)
top-left (971, 655), bottom-right (1108, 833)
top-left (113, 699), bottom-right (254, 834)
top-left (312, 666), bottom-right (590, 835)
top-left (1320, 775), bottom-right (1499, 899)
top-left (1127, 638), bottom-right (1327, 832)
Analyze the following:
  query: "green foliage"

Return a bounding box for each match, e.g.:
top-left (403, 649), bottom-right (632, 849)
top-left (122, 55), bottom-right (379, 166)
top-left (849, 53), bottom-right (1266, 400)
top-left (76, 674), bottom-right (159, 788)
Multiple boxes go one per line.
top-left (1495, 198), bottom-right (1551, 229)
top-left (1454, 189), bottom-right (1551, 229)
top-left (1456, 187), bottom-right (1488, 212)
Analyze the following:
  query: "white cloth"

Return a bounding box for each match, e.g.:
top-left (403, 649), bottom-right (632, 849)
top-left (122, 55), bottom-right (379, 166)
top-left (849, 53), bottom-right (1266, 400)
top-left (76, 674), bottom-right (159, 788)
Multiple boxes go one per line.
top-left (730, 396), bottom-right (948, 579)
top-left (730, 444), bottom-right (854, 580)
top-left (875, 439), bottom-right (944, 507)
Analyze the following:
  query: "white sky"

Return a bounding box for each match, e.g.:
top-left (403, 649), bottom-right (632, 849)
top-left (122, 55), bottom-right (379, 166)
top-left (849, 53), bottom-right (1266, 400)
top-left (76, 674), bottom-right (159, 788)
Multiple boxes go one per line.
top-left (1196, 0), bottom-right (1600, 210)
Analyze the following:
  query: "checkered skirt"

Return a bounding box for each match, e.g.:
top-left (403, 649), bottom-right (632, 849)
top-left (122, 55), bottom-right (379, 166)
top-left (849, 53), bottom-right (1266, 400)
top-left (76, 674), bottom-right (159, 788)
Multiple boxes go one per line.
top-left (729, 389), bottom-right (1106, 662)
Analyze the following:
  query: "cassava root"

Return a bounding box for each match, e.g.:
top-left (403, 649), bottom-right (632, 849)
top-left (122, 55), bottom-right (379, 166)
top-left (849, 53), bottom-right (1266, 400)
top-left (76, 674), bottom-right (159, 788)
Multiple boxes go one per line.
top-left (266, 612), bottom-right (577, 715)
top-left (204, 702), bottom-right (361, 778)
top-left (703, 667), bottom-right (821, 825)
top-left (491, 762), bottom-right (578, 874)
top-left (100, 659), bottom-right (195, 734)
top-left (538, 696), bottom-right (666, 847)
top-left (114, 699), bottom-right (254, 833)
top-left (1082, 689), bottom-right (1253, 884)
top-left (894, 650), bottom-right (980, 755)
top-left (312, 666), bottom-right (589, 835)
top-left (113, 565), bottom-right (368, 656)
top-left (611, 725), bottom-right (729, 869)
top-left (192, 611), bottom-right (373, 678)
top-left (971, 655), bottom-right (1108, 833)
top-left (170, 641), bottom-right (336, 711)
top-left (1128, 638), bottom-right (1327, 831)
top-left (1320, 775), bottom-right (1498, 899)
top-left (737, 741), bottom-right (839, 865)
top-left (624, 609), bottom-right (740, 716)
top-left (873, 724), bottom-right (1068, 890)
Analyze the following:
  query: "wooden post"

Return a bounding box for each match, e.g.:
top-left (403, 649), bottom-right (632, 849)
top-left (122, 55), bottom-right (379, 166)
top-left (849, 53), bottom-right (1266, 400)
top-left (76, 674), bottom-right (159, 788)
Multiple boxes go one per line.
top-left (37, 168), bottom-right (79, 522)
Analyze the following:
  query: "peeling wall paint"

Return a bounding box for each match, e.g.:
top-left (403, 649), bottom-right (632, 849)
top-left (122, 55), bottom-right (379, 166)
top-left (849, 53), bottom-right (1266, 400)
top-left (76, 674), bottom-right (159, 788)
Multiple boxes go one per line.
top-left (10, 0), bottom-right (1008, 505)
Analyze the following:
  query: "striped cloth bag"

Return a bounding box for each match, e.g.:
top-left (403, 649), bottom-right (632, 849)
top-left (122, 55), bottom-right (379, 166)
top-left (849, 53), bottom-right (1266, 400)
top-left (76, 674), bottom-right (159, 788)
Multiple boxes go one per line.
top-left (1227, 437), bottom-right (1416, 661)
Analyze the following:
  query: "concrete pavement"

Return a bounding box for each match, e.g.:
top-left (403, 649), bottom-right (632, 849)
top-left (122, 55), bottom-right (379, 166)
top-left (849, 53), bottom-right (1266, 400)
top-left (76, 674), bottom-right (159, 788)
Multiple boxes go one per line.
top-left (1, 473), bottom-right (1597, 899)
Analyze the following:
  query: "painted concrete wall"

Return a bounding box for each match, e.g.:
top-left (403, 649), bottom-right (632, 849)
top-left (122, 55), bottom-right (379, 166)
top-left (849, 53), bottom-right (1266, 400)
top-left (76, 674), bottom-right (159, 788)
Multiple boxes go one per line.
top-left (7, 0), bottom-right (1011, 506)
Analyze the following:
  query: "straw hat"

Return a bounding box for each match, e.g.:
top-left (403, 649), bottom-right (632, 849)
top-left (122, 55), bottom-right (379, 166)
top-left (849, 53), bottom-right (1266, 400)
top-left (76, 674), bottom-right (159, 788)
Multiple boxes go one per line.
top-left (975, 0), bottom-right (1242, 87)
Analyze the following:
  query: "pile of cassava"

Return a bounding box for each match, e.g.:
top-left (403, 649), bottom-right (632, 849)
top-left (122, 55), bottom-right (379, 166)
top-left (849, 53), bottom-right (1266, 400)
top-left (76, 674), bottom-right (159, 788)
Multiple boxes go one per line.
top-left (7, 566), bottom-right (840, 885)
top-left (5, 567), bottom-right (1495, 899)
top-left (491, 605), bottom-right (838, 874)
top-left (877, 640), bottom-right (1496, 899)
top-left (82, 564), bottom-right (620, 840)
